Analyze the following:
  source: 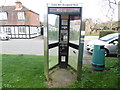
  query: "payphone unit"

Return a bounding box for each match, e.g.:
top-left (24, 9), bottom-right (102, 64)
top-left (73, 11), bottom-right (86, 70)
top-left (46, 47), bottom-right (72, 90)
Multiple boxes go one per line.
top-left (59, 15), bottom-right (69, 68)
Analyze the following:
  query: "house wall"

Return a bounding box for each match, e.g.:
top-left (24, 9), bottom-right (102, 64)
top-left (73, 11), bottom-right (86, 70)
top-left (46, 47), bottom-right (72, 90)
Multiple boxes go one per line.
top-left (0, 10), bottom-right (41, 39)
top-left (0, 25), bottom-right (41, 39)
top-left (28, 12), bottom-right (40, 26)
top-left (0, 11), bottom-right (40, 26)
top-left (0, 2), bottom-right (41, 39)
top-left (0, 11), bottom-right (24, 25)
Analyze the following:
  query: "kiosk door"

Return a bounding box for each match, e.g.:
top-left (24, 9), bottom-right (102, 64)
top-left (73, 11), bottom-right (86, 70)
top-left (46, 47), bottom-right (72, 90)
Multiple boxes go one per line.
top-left (48, 14), bottom-right (59, 69)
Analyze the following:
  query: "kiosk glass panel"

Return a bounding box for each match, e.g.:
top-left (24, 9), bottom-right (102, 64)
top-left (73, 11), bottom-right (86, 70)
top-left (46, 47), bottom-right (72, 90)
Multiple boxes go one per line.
top-left (49, 47), bottom-right (58, 69)
top-left (68, 15), bottom-right (81, 70)
top-left (48, 14), bottom-right (59, 44)
top-left (69, 15), bottom-right (81, 45)
top-left (68, 47), bottom-right (78, 70)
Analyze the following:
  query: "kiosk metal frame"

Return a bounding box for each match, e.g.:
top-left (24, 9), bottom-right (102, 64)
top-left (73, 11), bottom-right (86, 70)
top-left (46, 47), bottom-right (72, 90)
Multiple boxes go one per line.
top-left (44, 3), bottom-right (84, 80)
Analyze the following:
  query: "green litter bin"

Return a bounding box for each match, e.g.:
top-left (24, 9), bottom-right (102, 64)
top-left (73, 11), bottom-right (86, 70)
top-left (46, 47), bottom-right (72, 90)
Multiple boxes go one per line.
top-left (92, 45), bottom-right (105, 71)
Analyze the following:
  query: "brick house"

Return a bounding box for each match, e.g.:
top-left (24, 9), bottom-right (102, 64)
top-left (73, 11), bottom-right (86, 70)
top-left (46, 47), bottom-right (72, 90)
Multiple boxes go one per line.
top-left (0, 1), bottom-right (41, 39)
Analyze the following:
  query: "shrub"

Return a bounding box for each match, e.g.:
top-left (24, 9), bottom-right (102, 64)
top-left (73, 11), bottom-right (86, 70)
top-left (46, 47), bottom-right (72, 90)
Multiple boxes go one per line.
top-left (99, 30), bottom-right (118, 38)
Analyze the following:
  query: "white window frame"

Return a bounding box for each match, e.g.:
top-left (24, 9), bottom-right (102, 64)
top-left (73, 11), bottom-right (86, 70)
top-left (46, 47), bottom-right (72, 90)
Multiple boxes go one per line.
top-left (18, 27), bottom-right (26, 34)
top-left (0, 12), bottom-right (8, 20)
top-left (17, 12), bottom-right (25, 20)
top-left (4, 27), bottom-right (11, 34)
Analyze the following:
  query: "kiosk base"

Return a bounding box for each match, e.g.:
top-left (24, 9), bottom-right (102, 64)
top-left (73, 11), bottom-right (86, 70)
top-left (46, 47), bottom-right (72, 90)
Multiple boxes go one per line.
top-left (46, 67), bottom-right (77, 88)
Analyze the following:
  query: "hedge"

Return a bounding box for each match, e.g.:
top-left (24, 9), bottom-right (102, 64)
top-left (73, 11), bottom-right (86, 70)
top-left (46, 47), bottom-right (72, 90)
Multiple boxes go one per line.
top-left (99, 30), bottom-right (118, 38)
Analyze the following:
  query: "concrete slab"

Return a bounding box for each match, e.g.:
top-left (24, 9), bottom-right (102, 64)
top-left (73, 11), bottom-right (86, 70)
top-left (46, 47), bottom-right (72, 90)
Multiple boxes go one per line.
top-left (46, 68), bottom-right (77, 88)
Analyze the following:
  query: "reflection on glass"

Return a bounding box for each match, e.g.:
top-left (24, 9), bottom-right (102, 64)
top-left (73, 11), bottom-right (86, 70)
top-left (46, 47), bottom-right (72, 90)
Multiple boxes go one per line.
top-left (49, 47), bottom-right (58, 69)
top-left (69, 15), bottom-right (81, 45)
top-left (68, 47), bottom-right (78, 70)
top-left (48, 14), bottom-right (59, 44)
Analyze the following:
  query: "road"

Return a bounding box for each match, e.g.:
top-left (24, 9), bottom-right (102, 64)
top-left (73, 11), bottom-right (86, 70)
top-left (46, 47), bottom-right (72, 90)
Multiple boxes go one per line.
top-left (0, 38), bottom-right (44, 56)
top-left (0, 36), bottom-right (98, 59)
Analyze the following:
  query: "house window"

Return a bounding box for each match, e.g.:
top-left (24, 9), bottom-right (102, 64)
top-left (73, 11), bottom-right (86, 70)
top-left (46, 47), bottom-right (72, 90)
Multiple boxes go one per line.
top-left (18, 27), bottom-right (26, 34)
top-left (5, 27), bottom-right (11, 34)
top-left (0, 12), bottom-right (8, 20)
top-left (17, 12), bottom-right (25, 20)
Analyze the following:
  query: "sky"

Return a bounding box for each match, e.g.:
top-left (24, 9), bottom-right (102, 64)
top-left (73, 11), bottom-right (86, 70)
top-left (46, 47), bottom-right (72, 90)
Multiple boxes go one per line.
top-left (0, 0), bottom-right (119, 23)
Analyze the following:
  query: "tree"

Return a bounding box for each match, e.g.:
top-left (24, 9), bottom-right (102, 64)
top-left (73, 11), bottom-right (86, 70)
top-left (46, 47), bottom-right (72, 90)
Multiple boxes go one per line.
top-left (85, 18), bottom-right (101, 34)
top-left (104, 0), bottom-right (118, 29)
top-left (85, 0), bottom-right (119, 34)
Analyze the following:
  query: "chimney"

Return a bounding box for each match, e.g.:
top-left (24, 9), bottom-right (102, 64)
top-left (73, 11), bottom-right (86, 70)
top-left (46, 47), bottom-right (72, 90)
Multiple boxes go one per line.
top-left (15, 1), bottom-right (22, 10)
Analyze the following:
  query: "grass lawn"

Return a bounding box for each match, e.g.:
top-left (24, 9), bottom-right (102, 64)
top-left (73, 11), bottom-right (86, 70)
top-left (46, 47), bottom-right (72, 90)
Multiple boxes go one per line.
top-left (1, 54), bottom-right (119, 88)
top-left (2, 54), bottom-right (47, 88)
top-left (85, 33), bottom-right (99, 36)
top-left (70, 57), bottom-right (119, 88)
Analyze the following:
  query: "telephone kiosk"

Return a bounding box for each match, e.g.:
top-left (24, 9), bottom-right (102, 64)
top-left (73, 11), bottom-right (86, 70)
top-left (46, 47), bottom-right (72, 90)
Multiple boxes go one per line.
top-left (44, 3), bottom-right (84, 80)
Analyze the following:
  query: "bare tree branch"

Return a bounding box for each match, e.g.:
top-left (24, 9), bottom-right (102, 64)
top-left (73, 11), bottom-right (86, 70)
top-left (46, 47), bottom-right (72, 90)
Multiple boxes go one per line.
top-left (86, 19), bottom-right (98, 34)
top-left (107, 0), bottom-right (117, 5)
top-left (106, 0), bottom-right (117, 19)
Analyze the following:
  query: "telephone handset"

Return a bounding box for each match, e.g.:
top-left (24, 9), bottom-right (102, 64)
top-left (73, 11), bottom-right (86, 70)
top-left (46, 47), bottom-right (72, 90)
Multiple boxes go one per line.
top-left (61, 32), bottom-right (67, 41)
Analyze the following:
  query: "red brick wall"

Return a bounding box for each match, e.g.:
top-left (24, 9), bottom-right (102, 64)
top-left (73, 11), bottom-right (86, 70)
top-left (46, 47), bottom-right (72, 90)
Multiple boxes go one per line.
top-left (27, 12), bottom-right (40, 26)
top-left (0, 11), bottom-right (40, 26)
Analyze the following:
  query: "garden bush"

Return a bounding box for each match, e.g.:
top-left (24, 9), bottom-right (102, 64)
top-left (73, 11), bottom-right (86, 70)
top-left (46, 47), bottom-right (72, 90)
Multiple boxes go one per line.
top-left (99, 30), bottom-right (118, 38)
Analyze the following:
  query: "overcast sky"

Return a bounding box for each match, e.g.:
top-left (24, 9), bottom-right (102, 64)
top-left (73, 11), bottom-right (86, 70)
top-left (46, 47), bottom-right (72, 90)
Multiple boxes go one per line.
top-left (0, 0), bottom-right (119, 23)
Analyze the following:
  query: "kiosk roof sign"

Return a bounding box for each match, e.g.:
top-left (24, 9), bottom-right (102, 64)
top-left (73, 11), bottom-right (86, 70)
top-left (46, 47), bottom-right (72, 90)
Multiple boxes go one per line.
top-left (48, 3), bottom-right (83, 7)
top-left (48, 7), bottom-right (81, 14)
top-left (48, 3), bottom-right (82, 14)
